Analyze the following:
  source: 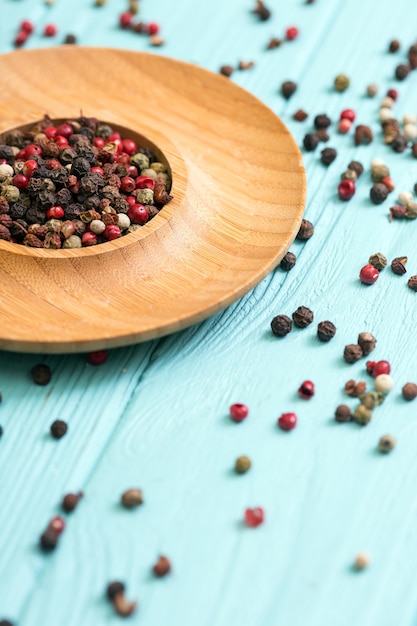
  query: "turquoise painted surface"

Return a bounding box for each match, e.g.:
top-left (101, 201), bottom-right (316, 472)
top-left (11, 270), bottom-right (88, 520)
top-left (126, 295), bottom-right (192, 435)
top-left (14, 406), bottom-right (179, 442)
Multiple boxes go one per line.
top-left (1, 1), bottom-right (417, 624)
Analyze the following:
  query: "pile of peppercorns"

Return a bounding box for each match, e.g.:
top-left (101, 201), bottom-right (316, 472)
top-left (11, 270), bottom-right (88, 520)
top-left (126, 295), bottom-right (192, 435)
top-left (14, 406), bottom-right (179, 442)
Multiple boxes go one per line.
top-left (0, 115), bottom-right (172, 249)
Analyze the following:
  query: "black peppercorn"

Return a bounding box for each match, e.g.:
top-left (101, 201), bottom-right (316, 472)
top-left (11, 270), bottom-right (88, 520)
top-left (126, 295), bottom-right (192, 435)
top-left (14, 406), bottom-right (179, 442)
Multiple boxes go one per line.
top-left (314, 114), bottom-right (331, 129)
top-left (0, 620), bottom-right (14, 626)
top-left (293, 109), bottom-right (308, 122)
top-left (64, 34), bottom-right (77, 44)
top-left (391, 134), bottom-right (408, 153)
top-left (296, 219), bottom-right (314, 240)
top-left (50, 420), bottom-right (68, 439)
top-left (408, 276), bottom-right (417, 291)
top-left (280, 251), bottom-right (296, 271)
top-left (219, 65), bottom-right (234, 78)
top-left (391, 256), bottom-right (407, 275)
top-left (370, 183), bottom-right (389, 205)
top-left (395, 64), bottom-right (410, 80)
top-left (316, 128), bottom-right (329, 142)
top-left (389, 39), bottom-right (400, 53)
top-left (303, 133), bottom-right (319, 151)
top-left (31, 363), bottom-right (52, 385)
top-left (354, 125), bottom-right (373, 146)
top-left (107, 581), bottom-right (126, 601)
top-left (281, 81), bottom-right (297, 99)
top-left (348, 160), bottom-right (364, 177)
top-left (357, 332), bottom-right (376, 355)
top-left (40, 528), bottom-right (59, 551)
top-left (271, 314), bottom-right (292, 337)
top-left (292, 306), bottom-right (314, 328)
top-left (62, 492), bottom-right (83, 513)
top-left (267, 37), bottom-right (283, 50)
top-left (320, 147), bottom-right (337, 166)
top-left (252, 0), bottom-right (271, 21)
top-left (317, 320), bottom-right (336, 342)
top-left (343, 344), bottom-right (363, 363)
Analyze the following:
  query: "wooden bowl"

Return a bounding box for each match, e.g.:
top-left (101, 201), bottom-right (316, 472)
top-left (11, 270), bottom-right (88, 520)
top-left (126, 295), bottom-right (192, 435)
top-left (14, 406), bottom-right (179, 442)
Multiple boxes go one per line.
top-left (0, 47), bottom-right (305, 353)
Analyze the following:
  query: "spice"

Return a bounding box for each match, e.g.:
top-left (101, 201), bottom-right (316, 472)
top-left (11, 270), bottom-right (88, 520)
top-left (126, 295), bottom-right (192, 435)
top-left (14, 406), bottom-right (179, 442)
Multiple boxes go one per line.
top-left (395, 64), bottom-right (410, 80)
top-left (334, 74), bottom-right (350, 92)
top-left (298, 380), bottom-right (314, 399)
top-left (354, 553), bottom-right (370, 570)
top-left (378, 434), bottom-right (396, 453)
top-left (292, 306), bottom-right (313, 328)
top-left (398, 190), bottom-right (413, 205)
top-left (62, 491), bottom-right (83, 513)
top-left (230, 403), bottom-right (249, 423)
top-left (252, 0), bottom-right (271, 21)
top-left (402, 383), bottom-right (417, 400)
top-left (271, 314), bottom-right (292, 337)
top-left (338, 179), bottom-right (355, 200)
top-left (353, 404), bottom-right (373, 425)
top-left (357, 332), bottom-right (377, 355)
top-left (121, 488), bottom-right (143, 509)
top-left (335, 404), bottom-right (352, 423)
top-left (320, 147), bottom-right (337, 165)
top-left (285, 26), bottom-right (299, 41)
top-left (314, 114), bottom-right (331, 129)
top-left (44, 24), bottom-right (58, 37)
top-left (371, 164), bottom-right (390, 183)
top-left (366, 84), bottom-right (378, 97)
top-left (106, 582), bottom-right (137, 618)
top-left (31, 363), bottom-right (51, 385)
top-left (50, 420), bottom-right (68, 439)
top-left (0, 425), bottom-right (3, 438)
top-left (281, 81), bottom-right (297, 99)
top-left (391, 256), bottom-right (407, 275)
top-left (368, 253), bottom-right (387, 271)
top-left (238, 60), bottom-right (255, 71)
top-left (0, 621), bottom-right (13, 626)
top-left (316, 128), bottom-right (330, 142)
top-left (293, 109), bottom-right (308, 122)
top-left (389, 39), bottom-right (400, 53)
top-left (296, 219), bottom-right (314, 240)
top-left (153, 556), bottom-right (171, 577)
top-left (370, 183), bottom-right (390, 205)
top-left (235, 455), bottom-right (252, 474)
top-left (280, 251), bottom-right (296, 271)
top-left (63, 34), bottom-right (77, 44)
top-left (267, 37), bottom-right (283, 50)
top-left (87, 350), bottom-right (108, 365)
top-left (277, 412), bottom-right (297, 431)
top-left (40, 528), bottom-right (59, 551)
top-left (374, 374), bottom-right (394, 394)
top-left (341, 169), bottom-right (357, 182)
top-left (317, 320), bottom-right (336, 342)
top-left (343, 344), bottom-right (363, 364)
top-left (369, 360), bottom-right (391, 377)
top-left (354, 125), bottom-right (373, 146)
top-left (344, 380), bottom-right (366, 397)
top-left (302, 133), bottom-right (319, 151)
top-left (359, 264), bottom-right (379, 285)
top-left (338, 119), bottom-right (352, 134)
top-left (219, 65), bottom-right (234, 78)
top-left (244, 507), bottom-right (265, 527)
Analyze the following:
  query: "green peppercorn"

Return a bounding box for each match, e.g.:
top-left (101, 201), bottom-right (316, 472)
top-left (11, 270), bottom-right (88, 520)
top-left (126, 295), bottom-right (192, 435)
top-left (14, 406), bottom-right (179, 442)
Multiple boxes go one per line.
top-left (130, 153), bottom-right (150, 170)
top-left (63, 235), bottom-right (82, 248)
top-left (334, 74), bottom-right (350, 92)
top-left (136, 189), bottom-right (154, 205)
top-left (353, 404), bottom-right (373, 425)
top-left (150, 162), bottom-right (167, 174)
top-left (235, 455), bottom-right (252, 474)
top-left (0, 184), bottom-right (20, 203)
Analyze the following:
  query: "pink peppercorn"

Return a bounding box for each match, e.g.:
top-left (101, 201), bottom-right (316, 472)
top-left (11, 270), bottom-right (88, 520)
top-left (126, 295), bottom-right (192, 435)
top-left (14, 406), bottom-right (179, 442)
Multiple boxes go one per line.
top-left (136, 175), bottom-right (155, 190)
top-left (82, 232), bottom-right (98, 246)
top-left (285, 26), bottom-right (299, 40)
top-left (46, 206), bottom-right (64, 219)
top-left (122, 138), bottom-right (137, 155)
top-left (90, 166), bottom-right (104, 176)
top-left (12, 174), bottom-right (28, 190)
top-left (244, 507), bottom-right (264, 527)
top-left (338, 119), bottom-right (352, 134)
top-left (128, 204), bottom-right (148, 224)
top-left (338, 179), bottom-right (355, 200)
top-left (22, 160), bottom-right (38, 177)
top-left (298, 380), bottom-right (315, 399)
top-left (381, 176), bottom-right (395, 192)
top-left (44, 127), bottom-right (57, 139)
top-left (386, 88), bottom-right (398, 101)
top-left (49, 516), bottom-right (66, 535)
top-left (25, 144), bottom-right (42, 158)
top-left (366, 360), bottom-right (376, 375)
top-left (20, 20), bottom-right (34, 34)
top-left (372, 360), bottom-right (391, 377)
top-left (278, 412), bottom-right (297, 431)
top-left (88, 350), bottom-right (108, 366)
top-left (147, 22), bottom-right (160, 35)
top-left (54, 135), bottom-right (69, 149)
top-left (359, 264), bottom-right (379, 285)
top-left (55, 123), bottom-right (73, 139)
top-left (340, 108), bottom-right (356, 122)
top-left (125, 196), bottom-right (136, 207)
top-left (93, 137), bottom-right (105, 149)
top-left (120, 176), bottom-right (136, 193)
top-left (14, 31), bottom-right (28, 47)
top-left (229, 403), bottom-right (249, 423)
top-left (103, 225), bottom-right (122, 241)
top-left (119, 12), bottom-right (134, 29)
top-left (44, 24), bottom-right (58, 37)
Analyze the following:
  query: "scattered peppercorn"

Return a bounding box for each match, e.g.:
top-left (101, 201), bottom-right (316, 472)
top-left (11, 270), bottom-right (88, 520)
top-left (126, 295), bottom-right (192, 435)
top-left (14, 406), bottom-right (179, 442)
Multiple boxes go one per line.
top-left (303, 133), bottom-right (319, 151)
top-left (348, 160), bottom-right (364, 177)
top-left (280, 251), bottom-right (296, 271)
top-left (366, 84), bottom-right (378, 97)
top-left (121, 488), bottom-right (143, 509)
top-left (0, 621), bottom-right (14, 626)
top-left (293, 109), bottom-right (308, 122)
top-left (229, 403), bottom-right (249, 423)
top-left (62, 492), bottom-right (83, 513)
top-left (354, 125), bottom-right (373, 146)
top-left (374, 374), bottom-right (395, 394)
top-left (391, 256), bottom-right (407, 275)
top-left (153, 555), bottom-right (171, 577)
top-left (31, 363), bottom-right (51, 385)
top-left (389, 39), bottom-right (400, 53)
top-left (354, 553), bottom-right (370, 570)
top-left (378, 434), bottom-right (396, 453)
top-left (50, 420), bottom-right (68, 439)
top-left (344, 380), bottom-right (367, 397)
top-left (343, 344), bottom-right (363, 364)
top-left (298, 380), bottom-right (315, 399)
top-left (278, 412), bottom-right (297, 431)
top-left (271, 314), bottom-right (292, 337)
top-left (334, 74), bottom-right (350, 92)
top-left (402, 382), bottom-right (417, 400)
top-left (296, 219), bottom-right (314, 240)
top-left (235, 455), bottom-right (252, 474)
top-left (316, 128), bottom-right (330, 142)
top-left (40, 528), bottom-right (59, 551)
top-left (353, 404), bottom-right (373, 425)
top-left (238, 60), bottom-right (255, 71)
top-left (335, 404), bottom-right (352, 423)
top-left (87, 350), bottom-right (108, 365)
top-left (368, 253), bottom-right (387, 271)
top-left (292, 306), bottom-right (314, 328)
top-left (370, 183), bottom-right (389, 205)
top-left (244, 507), bottom-right (265, 526)
top-left (359, 264), bottom-right (379, 285)
top-left (317, 320), bottom-right (336, 342)
top-left (63, 34), bottom-right (77, 44)
top-left (369, 360), bottom-right (391, 377)
top-left (281, 81), bottom-right (297, 99)
top-left (285, 26), bottom-right (299, 41)
top-left (267, 37), bottom-right (283, 50)
top-left (407, 275), bottom-right (417, 291)
top-left (357, 332), bottom-right (377, 355)
top-left (252, 0), bottom-right (271, 21)
top-left (314, 114), bottom-right (331, 129)
top-left (149, 35), bottom-right (165, 46)
top-left (0, 425), bottom-right (3, 438)
top-left (107, 582), bottom-right (125, 601)
top-left (220, 65), bottom-right (234, 78)
top-left (320, 147), bottom-right (337, 165)
top-left (106, 582), bottom-right (137, 618)
top-left (395, 64), bottom-right (410, 80)
top-left (338, 179), bottom-right (355, 200)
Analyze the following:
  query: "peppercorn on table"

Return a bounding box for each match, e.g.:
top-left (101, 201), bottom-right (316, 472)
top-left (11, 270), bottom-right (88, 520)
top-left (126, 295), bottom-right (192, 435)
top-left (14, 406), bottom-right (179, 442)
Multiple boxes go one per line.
top-left (1, 1), bottom-right (417, 625)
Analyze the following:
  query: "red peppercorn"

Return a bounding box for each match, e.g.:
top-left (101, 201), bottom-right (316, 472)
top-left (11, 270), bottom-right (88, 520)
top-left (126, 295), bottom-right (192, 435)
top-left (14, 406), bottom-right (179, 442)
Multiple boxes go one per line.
top-left (122, 138), bottom-right (137, 155)
top-left (25, 144), bottom-right (42, 158)
top-left (20, 20), bottom-right (34, 34)
top-left (12, 174), bottom-right (29, 190)
top-left (229, 403), bottom-right (249, 423)
top-left (82, 232), bottom-right (98, 246)
top-left (54, 135), bottom-right (69, 149)
top-left (93, 137), bottom-right (105, 149)
top-left (44, 126), bottom-right (57, 139)
top-left (15, 149), bottom-right (27, 161)
top-left (386, 88), bottom-right (398, 101)
top-left (285, 26), bottom-right (299, 41)
top-left (103, 224), bottom-right (122, 241)
top-left (338, 119), bottom-right (352, 134)
top-left (340, 108), bottom-right (356, 122)
top-left (278, 412), bottom-right (297, 431)
top-left (109, 131), bottom-right (122, 141)
top-left (44, 24), bottom-right (58, 37)
top-left (88, 350), bottom-right (108, 366)
top-left (125, 195), bottom-right (136, 207)
top-left (136, 175), bottom-right (155, 190)
top-left (55, 123), bottom-right (73, 139)
top-left (372, 360), bottom-right (391, 377)
top-left (120, 176), bottom-right (136, 193)
top-left (119, 11), bottom-right (134, 29)
top-left (127, 165), bottom-right (139, 178)
top-left (366, 360), bottom-right (376, 375)
top-left (147, 22), bottom-right (160, 35)
top-left (22, 160), bottom-right (39, 177)
top-left (298, 380), bottom-right (315, 399)
top-left (14, 31), bottom-right (28, 47)
top-left (244, 507), bottom-right (264, 527)
top-left (46, 206), bottom-right (64, 219)
top-left (359, 264), bottom-right (379, 285)
top-left (49, 516), bottom-right (66, 535)
top-left (117, 152), bottom-right (131, 166)
top-left (46, 159), bottom-right (61, 171)
top-left (128, 203), bottom-right (149, 224)
top-left (338, 179), bottom-right (355, 200)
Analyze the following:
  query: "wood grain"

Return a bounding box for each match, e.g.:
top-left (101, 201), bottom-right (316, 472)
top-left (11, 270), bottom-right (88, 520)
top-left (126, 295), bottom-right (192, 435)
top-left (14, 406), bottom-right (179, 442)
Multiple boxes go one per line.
top-left (0, 47), bottom-right (305, 353)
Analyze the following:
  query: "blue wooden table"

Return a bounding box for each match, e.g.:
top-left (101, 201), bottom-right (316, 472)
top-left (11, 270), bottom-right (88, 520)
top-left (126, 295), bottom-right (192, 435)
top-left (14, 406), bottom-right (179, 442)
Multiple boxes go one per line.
top-left (1, 1), bottom-right (417, 624)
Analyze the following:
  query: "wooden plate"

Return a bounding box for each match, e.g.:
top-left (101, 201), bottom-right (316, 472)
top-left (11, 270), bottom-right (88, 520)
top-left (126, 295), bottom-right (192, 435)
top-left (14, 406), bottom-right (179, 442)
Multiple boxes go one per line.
top-left (0, 47), bottom-right (305, 353)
